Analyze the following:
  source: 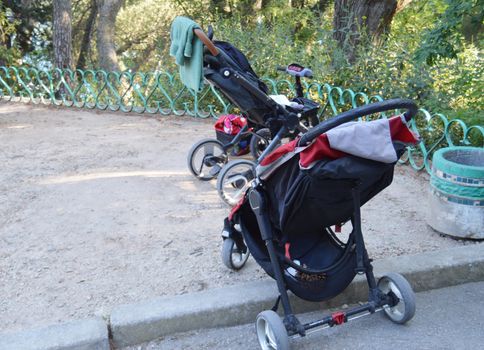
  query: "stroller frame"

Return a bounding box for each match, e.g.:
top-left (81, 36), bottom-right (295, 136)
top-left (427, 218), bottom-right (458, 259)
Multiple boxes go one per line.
top-left (248, 183), bottom-right (395, 336)
top-left (224, 99), bottom-right (418, 347)
top-left (191, 25), bottom-right (418, 347)
top-left (188, 28), bottom-right (311, 186)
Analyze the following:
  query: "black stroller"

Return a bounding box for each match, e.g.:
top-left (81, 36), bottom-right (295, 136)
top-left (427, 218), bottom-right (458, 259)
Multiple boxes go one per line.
top-left (186, 24), bottom-right (419, 349)
top-left (185, 25), bottom-right (319, 205)
top-left (213, 61), bottom-right (319, 206)
top-left (221, 99), bottom-right (420, 349)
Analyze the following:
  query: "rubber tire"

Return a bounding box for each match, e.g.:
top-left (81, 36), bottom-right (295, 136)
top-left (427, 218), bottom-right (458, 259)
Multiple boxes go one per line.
top-left (221, 238), bottom-right (249, 271)
top-left (250, 128), bottom-right (274, 160)
top-left (216, 159), bottom-right (255, 206)
top-left (187, 138), bottom-right (227, 181)
top-left (256, 310), bottom-right (290, 350)
top-left (378, 272), bottom-right (416, 324)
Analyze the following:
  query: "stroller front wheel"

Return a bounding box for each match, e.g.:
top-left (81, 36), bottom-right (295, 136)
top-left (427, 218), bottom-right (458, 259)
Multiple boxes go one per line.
top-left (378, 272), bottom-right (416, 324)
top-left (256, 310), bottom-right (290, 350)
top-left (221, 237), bottom-right (250, 270)
top-left (216, 159), bottom-right (255, 206)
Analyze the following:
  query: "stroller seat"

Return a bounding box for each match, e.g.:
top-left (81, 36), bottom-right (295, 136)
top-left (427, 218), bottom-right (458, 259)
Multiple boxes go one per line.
top-left (201, 33), bottom-right (317, 134)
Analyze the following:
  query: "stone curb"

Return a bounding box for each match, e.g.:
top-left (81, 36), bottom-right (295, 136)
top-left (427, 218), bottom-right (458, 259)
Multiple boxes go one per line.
top-left (2, 245), bottom-right (482, 350)
top-left (0, 317), bottom-right (109, 350)
top-left (110, 244), bottom-right (484, 348)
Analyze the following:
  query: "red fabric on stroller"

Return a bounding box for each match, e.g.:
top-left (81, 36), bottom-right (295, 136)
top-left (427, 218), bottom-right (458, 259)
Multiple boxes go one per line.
top-left (214, 114), bottom-right (248, 135)
top-left (256, 115), bottom-right (418, 180)
top-left (229, 115), bottom-right (418, 220)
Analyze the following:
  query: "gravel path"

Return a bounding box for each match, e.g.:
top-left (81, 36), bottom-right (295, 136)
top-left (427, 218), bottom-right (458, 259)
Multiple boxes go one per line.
top-left (0, 103), bottom-right (477, 333)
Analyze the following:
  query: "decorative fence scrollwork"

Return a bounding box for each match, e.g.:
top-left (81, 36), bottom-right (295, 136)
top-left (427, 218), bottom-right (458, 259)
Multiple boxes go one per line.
top-left (1, 66), bottom-right (482, 173)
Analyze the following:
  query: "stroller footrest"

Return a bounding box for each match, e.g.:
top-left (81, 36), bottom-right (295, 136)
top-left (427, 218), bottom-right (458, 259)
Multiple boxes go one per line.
top-left (302, 302), bottom-right (383, 334)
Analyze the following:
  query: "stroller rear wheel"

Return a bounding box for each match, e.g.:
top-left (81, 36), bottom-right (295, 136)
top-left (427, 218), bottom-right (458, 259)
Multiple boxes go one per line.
top-left (378, 272), bottom-right (416, 324)
top-left (216, 159), bottom-right (255, 206)
top-left (256, 310), bottom-right (290, 350)
top-left (221, 237), bottom-right (250, 270)
top-left (187, 138), bottom-right (227, 181)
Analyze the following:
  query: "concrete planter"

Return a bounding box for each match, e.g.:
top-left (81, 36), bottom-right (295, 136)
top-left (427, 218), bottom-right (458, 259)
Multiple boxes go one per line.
top-left (428, 146), bottom-right (484, 239)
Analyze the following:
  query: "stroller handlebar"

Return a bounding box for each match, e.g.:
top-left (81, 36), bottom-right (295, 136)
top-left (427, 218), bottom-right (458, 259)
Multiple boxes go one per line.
top-left (194, 28), bottom-right (219, 56)
top-left (298, 98), bottom-right (418, 146)
top-left (277, 64), bottom-right (313, 78)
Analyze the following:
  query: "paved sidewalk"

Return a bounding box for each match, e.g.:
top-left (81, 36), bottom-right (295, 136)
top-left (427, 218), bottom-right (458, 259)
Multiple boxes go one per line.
top-left (125, 281), bottom-right (484, 350)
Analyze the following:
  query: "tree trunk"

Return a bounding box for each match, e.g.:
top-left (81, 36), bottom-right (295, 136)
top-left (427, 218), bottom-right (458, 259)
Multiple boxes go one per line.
top-left (96, 0), bottom-right (124, 72)
top-left (76, 0), bottom-right (97, 70)
top-left (333, 0), bottom-right (398, 62)
top-left (53, 0), bottom-right (72, 70)
top-left (255, 0), bottom-right (271, 10)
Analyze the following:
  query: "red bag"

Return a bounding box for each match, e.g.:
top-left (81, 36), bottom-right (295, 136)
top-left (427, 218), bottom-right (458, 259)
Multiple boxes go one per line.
top-left (214, 114), bottom-right (247, 135)
top-left (214, 114), bottom-right (250, 156)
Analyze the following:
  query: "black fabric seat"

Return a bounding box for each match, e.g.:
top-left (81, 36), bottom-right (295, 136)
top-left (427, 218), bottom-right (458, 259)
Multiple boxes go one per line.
top-left (203, 41), bottom-right (276, 127)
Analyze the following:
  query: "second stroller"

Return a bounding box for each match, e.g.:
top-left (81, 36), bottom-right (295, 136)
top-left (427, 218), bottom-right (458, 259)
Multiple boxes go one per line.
top-left (184, 24), bottom-right (319, 206)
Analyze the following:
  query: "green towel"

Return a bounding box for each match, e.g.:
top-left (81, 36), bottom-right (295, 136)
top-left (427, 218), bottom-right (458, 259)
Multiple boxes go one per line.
top-left (170, 16), bottom-right (204, 92)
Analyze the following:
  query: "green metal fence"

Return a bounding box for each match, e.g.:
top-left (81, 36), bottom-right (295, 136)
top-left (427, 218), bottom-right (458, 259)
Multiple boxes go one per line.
top-left (1, 65), bottom-right (482, 173)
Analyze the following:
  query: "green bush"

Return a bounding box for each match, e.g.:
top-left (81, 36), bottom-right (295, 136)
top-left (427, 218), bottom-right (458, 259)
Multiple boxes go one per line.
top-left (201, 4), bottom-right (482, 128)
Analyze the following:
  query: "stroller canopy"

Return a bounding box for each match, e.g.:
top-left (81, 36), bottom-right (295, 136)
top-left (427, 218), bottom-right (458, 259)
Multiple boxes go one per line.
top-left (231, 114), bottom-right (419, 240)
top-left (257, 115), bottom-right (418, 178)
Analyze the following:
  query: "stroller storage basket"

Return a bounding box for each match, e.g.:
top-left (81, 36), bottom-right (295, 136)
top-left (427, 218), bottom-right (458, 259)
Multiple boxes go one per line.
top-left (215, 131), bottom-right (250, 156)
top-left (238, 201), bottom-right (358, 302)
top-left (215, 130), bottom-right (236, 144)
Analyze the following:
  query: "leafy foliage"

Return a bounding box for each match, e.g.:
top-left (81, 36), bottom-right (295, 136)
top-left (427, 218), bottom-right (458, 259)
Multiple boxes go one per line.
top-left (0, 0), bottom-right (20, 65)
top-left (202, 1), bottom-right (482, 125)
top-left (0, 0), bottom-right (52, 67)
top-left (414, 0), bottom-right (483, 65)
top-left (1, 0), bottom-right (482, 126)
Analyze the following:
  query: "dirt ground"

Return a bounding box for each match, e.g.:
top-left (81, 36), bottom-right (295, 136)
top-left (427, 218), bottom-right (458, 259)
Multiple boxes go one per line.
top-left (0, 103), bottom-right (477, 333)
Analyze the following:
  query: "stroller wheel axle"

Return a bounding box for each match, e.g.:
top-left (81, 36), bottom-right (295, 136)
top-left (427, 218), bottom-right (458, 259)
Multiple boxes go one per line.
top-left (284, 280), bottom-right (413, 340)
top-left (301, 302), bottom-right (381, 333)
top-left (283, 314), bottom-right (305, 337)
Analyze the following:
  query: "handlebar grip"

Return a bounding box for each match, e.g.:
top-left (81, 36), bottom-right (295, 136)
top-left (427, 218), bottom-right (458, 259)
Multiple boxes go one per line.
top-left (276, 66), bottom-right (287, 72)
top-left (303, 68), bottom-right (313, 78)
top-left (298, 98), bottom-right (418, 146)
